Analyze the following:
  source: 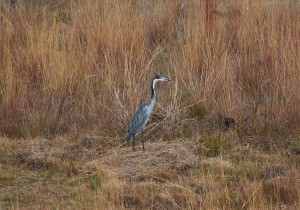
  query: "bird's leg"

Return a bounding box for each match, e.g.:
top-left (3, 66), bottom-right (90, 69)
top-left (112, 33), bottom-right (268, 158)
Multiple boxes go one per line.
top-left (141, 130), bottom-right (145, 151)
top-left (132, 134), bottom-right (136, 151)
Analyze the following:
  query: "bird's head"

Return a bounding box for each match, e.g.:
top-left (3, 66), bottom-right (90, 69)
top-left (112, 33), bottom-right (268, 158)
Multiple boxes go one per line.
top-left (151, 75), bottom-right (171, 92)
top-left (153, 75), bottom-right (171, 82)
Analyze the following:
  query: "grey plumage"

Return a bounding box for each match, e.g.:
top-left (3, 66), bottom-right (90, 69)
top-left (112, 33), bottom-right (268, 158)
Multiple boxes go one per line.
top-left (126, 75), bottom-right (170, 151)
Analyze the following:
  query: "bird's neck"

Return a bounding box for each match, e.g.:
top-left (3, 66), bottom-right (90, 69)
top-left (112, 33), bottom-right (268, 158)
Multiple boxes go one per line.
top-left (150, 79), bottom-right (157, 106)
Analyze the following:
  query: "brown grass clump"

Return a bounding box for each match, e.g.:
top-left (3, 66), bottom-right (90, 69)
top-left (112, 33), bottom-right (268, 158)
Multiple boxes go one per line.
top-left (262, 169), bottom-right (299, 206)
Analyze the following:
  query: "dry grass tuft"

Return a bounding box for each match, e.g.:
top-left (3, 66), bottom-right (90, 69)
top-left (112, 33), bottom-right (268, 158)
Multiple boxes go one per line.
top-left (262, 169), bottom-right (299, 205)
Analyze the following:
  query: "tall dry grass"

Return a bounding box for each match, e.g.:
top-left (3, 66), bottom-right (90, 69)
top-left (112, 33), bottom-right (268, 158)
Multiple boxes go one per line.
top-left (0, 0), bottom-right (300, 139)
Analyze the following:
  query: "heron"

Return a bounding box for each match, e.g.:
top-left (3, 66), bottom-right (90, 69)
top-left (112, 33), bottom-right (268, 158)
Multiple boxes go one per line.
top-left (126, 75), bottom-right (170, 151)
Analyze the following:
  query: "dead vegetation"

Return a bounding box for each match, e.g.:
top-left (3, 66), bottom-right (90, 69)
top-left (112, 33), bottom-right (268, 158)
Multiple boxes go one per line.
top-left (0, 0), bottom-right (300, 138)
top-left (0, 0), bottom-right (300, 209)
top-left (0, 135), bottom-right (299, 209)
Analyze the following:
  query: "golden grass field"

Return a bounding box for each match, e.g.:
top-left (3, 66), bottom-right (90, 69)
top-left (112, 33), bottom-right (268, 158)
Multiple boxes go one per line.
top-left (0, 0), bottom-right (300, 209)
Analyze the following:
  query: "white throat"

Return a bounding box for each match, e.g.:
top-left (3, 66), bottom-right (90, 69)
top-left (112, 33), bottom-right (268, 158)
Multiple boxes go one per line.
top-left (152, 78), bottom-right (160, 90)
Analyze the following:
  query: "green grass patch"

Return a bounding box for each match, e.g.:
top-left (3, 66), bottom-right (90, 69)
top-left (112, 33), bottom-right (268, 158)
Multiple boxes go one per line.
top-left (0, 149), bottom-right (17, 165)
top-left (225, 162), bottom-right (261, 181)
top-left (88, 173), bottom-right (102, 192)
top-left (202, 133), bottom-right (232, 157)
top-left (0, 166), bottom-right (15, 185)
top-left (187, 102), bottom-right (207, 120)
